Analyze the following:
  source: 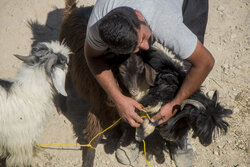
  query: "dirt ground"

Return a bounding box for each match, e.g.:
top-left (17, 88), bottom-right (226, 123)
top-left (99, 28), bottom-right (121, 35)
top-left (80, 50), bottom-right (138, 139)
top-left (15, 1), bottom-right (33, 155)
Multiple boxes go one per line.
top-left (0, 0), bottom-right (249, 167)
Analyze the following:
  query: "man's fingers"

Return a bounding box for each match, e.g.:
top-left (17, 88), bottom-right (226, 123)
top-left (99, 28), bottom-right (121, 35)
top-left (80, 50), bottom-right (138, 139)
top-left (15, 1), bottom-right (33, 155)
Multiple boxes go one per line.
top-left (128, 119), bottom-right (141, 127)
top-left (132, 112), bottom-right (144, 124)
top-left (151, 112), bottom-right (162, 123)
top-left (134, 102), bottom-right (143, 111)
top-left (158, 118), bottom-right (166, 125)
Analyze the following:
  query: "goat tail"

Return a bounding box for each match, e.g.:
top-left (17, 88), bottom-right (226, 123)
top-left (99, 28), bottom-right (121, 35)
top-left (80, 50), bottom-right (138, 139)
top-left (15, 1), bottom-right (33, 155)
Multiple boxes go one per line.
top-left (84, 111), bottom-right (103, 141)
top-left (64, 0), bottom-right (77, 16)
top-left (84, 105), bottom-right (120, 142)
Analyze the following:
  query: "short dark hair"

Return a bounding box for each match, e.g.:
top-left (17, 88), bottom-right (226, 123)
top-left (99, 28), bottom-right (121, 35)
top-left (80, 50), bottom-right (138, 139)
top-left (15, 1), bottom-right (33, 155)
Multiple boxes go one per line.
top-left (98, 7), bottom-right (140, 54)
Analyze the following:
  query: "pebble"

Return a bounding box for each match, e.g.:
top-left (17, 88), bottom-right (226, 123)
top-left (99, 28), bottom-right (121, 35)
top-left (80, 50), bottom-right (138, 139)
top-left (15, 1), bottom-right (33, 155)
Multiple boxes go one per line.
top-left (234, 107), bottom-right (240, 113)
top-left (234, 55), bottom-right (239, 60)
top-left (106, 160), bottom-right (110, 164)
top-left (246, 99), bottom-right (250, 107)
top-left (217, 5), bottom-right (225, 12)
top-left (231, 33), bottom-right (237, 39)
top-left (221, 64), bottom-right (229, 71)
top-left (237, 143), bottom-right (245, 150)
top-left (235, 92), bottom-right (243, 101)
top-left (213, 150), bottom-right (219, 155)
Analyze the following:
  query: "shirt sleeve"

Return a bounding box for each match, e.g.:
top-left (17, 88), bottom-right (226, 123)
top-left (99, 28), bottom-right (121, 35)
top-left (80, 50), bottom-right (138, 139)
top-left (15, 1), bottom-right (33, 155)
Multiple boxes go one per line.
top-left (86, 22), bottom-right (109, 51)
top-left (155, 20), bottom-right (198, 59)
top-left (174, 23), bottom-right (198, 59)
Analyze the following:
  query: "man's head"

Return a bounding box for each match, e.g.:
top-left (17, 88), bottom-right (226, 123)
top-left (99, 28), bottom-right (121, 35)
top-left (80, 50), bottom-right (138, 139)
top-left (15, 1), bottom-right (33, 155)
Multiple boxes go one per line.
top-left (98, 7), bottom-right (154, 54)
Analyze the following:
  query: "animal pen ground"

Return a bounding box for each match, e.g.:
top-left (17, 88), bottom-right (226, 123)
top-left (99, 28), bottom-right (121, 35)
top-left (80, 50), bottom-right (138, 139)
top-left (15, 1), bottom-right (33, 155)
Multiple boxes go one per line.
top-left (0, 0), bottom-right (249, 167)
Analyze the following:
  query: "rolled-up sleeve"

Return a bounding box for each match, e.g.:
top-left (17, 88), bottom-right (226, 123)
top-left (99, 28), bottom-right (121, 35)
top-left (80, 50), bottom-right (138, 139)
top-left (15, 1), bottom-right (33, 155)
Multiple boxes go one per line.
top-left (86, 23), bottom-right (108, 51)
top-left (155, 17), bottom-right (197, 59)
top-left (174, 23), bottom-right (198, 59)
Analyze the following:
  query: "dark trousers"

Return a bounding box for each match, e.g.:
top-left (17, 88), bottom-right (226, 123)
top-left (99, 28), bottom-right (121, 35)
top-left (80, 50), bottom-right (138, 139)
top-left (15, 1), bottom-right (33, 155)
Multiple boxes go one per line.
top-left (182, 0), bottom-right (209, 44)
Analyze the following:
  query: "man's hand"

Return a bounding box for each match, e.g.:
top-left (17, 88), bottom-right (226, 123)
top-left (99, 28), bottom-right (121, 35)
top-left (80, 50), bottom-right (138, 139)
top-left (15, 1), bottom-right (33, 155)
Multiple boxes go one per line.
top-left (151, 101), bottom-right (179, 125)
top-left (84, 41), bottom-right (144, 127)
top-left (115, 95), bottom-right (144, 127)
top-left (152, 40), bottom-right (214, 125)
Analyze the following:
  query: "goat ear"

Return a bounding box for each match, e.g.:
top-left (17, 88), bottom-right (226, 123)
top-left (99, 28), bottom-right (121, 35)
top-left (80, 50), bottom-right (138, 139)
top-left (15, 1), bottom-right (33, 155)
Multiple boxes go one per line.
top-left (145, 63), bottom-right (158, 86)
top-left (51, 67), bottom-right (67, 96)
top-left (212, 90), bottom-right (219, 105)
top-left (14, 54), bottom-right (39, 65)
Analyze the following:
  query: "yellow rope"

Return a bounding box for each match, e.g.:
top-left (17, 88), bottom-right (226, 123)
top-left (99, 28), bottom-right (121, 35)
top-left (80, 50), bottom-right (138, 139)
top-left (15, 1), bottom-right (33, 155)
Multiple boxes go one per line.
top-left (37, 143), bottom-right (95, 149)
top-left (143, 140), bottom-right (152, 167)
top-left (37, 105), bottom-right (153, 166)
top-left (140, 104), bottom-right (152, 121)
top-left (88, 118), bottom-right (122, 147)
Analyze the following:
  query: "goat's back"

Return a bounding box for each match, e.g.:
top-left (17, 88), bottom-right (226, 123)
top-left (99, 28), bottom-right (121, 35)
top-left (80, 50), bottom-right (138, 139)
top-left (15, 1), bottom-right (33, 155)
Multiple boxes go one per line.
top-left (59, 5), bottom-right (120, 139)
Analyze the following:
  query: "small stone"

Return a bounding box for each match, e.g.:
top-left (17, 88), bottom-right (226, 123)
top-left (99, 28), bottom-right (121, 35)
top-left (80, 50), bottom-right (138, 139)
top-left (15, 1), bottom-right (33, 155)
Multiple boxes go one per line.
top-left (217, 5), bottom-right (225, 12)
top-left (234, 55), bottom-right (239, 60)
top-left (233, 107), bottom-right (240, 113)
top-left (246, 99), bottom-right (250, 107)
top-left (106, 160), bottom-right (110, 164)
top-left (238, 143), bottom-right (245, 150)
top-left (213, 150), bottom-right (219, 155)
top-left (221, 64), bottom-right (229, 71)
top-left (235, 92), bottom-right (243, 101)
top-left (231, 33), bottom-right (237, 40)
top-left (219, 11), bottom-right (224, 15)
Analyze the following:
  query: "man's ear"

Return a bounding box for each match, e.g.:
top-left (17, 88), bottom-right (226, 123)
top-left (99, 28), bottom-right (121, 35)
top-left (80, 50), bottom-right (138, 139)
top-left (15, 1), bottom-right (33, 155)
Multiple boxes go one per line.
top-left (134, 10), bottom-right (144, 22)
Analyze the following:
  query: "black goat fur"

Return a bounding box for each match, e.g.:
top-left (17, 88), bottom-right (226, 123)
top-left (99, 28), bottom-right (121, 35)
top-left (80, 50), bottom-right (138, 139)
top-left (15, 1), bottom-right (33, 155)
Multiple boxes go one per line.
top-left (115, 48), bottom-right (232, 146)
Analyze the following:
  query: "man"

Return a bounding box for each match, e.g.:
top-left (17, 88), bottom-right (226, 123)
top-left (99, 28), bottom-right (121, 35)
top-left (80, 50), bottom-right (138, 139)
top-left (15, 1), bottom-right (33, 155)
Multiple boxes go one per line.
top-left (85, 0), bottom-right (214, 166)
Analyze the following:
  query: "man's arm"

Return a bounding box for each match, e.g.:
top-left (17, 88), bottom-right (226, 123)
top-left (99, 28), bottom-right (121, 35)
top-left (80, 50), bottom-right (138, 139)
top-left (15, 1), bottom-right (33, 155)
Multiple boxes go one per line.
top-left (151, 40), bottom-right (215, 124)
top-left (84, 41), bottom-right (143, 127)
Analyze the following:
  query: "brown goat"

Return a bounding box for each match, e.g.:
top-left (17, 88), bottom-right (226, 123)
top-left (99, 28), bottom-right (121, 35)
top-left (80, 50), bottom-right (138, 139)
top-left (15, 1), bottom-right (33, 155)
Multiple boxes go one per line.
top-left (59, 1), bottom-right (158, 166)
top-left (59, 0), bottom-right (121, 140)
top-left (59, 1), bottom-right (124, 166)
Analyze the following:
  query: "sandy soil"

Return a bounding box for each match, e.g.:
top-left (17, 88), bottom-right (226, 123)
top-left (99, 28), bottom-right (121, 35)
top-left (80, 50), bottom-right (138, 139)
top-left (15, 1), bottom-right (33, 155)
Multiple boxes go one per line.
top-left (0, 0), bottom-right (249, 167)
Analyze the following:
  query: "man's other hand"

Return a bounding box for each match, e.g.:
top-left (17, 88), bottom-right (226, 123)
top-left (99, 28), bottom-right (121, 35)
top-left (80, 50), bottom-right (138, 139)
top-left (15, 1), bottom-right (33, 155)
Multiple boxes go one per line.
top-left (115, 95), bottom-right (144, 127)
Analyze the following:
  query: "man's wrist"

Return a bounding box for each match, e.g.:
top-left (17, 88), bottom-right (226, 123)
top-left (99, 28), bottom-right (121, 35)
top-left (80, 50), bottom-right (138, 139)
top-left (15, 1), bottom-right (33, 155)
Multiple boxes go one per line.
top-left (171, 97), bottom-right (183, 106)
top-left (110, 91), bottom-right (125, 105)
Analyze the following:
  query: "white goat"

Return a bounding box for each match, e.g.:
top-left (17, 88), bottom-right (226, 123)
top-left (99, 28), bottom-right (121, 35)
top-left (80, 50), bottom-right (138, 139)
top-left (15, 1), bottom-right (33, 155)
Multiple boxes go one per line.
top-left (0, 41), bottom-right (71, 167)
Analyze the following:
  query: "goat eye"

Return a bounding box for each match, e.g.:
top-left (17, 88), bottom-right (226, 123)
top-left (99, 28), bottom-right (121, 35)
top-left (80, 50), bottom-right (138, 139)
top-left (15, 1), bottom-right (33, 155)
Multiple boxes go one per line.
top-left (32, 44), bottom-right (50, 57)
top-left (60, 59), bottom-right (66, 64)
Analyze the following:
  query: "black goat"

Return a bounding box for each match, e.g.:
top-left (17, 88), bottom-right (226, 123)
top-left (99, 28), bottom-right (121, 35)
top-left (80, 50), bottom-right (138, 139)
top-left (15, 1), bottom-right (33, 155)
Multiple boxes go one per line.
top-left (116, 47), bottom-right (232, 146)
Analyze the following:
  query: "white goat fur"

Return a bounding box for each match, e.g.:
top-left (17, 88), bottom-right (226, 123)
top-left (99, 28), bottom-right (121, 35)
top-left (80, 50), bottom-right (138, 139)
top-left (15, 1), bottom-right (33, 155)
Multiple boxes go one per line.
top-left (0, 41), bottom-right (70, 167)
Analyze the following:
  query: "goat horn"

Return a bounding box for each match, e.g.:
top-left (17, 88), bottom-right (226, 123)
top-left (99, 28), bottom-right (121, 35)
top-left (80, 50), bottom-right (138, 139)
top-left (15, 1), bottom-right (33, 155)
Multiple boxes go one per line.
top-left (14, 54), bottom-right (38, 64)
top-left (181, 99), bottom-right (206, 110)
top-left (45, 54), bottom-right (58, 75)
